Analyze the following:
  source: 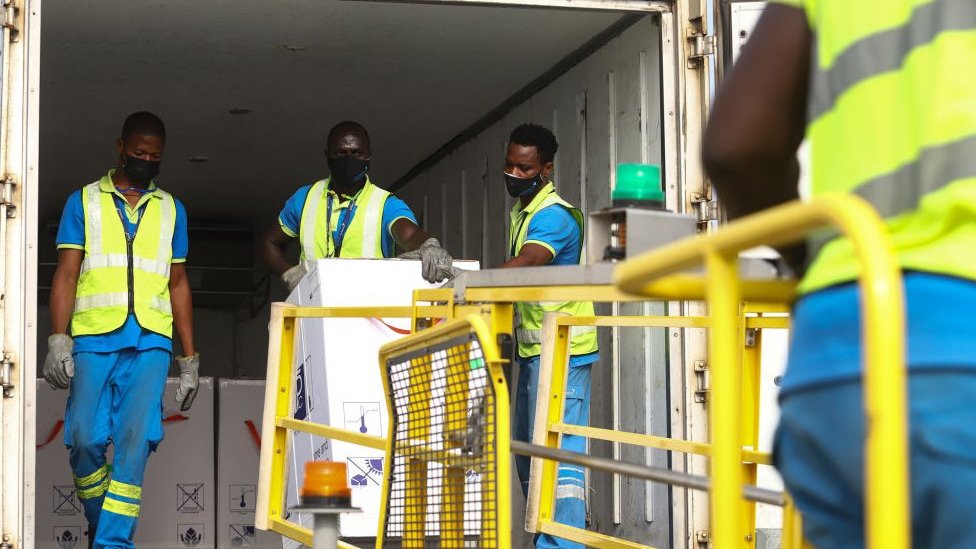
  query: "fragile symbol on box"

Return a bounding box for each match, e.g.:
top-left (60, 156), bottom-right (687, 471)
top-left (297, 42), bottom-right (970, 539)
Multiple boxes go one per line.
top-left (53, 485), bottom-right (81, 515)
top-left (177, 483), bottom-right (205, 513)
top-left (229, 524), bottom-right (257, 547)
top-left (229, 484), bottom-right (256, 513)
top-left (343, 402), bottom-right (382, 436)
top-left (347, 457), bottom-right (384, 487)
top-left (178, 524), bottom-right (205, 547)
top-left (53, 526), bottom-right (82, 549)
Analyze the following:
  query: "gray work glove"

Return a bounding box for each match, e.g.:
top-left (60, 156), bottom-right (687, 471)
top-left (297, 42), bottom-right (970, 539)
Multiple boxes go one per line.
top-left (398, 238), bottom-right (455, 283)
top-left (281, 264), bottom-right (307, 292)
top-left (175, 354), bottom-right (200, 412)
top-left (43, 334), bottom-right (75, 390)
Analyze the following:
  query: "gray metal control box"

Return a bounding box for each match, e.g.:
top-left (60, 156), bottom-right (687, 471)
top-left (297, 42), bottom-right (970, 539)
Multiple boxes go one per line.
top-left (586, 207), bottom-right (698, 264)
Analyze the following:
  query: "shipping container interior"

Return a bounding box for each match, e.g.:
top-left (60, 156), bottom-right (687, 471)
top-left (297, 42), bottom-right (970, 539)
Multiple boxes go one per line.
top-left (35, 0), bottom-right (676, 545)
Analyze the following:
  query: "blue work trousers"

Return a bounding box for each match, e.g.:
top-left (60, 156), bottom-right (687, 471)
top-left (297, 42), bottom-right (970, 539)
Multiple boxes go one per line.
top-left (774, 371), bottom-right (976, 549)
top-left (64, 349), bottom-right (170, 549)
top-left (514, 356), bottom-right (592, 549)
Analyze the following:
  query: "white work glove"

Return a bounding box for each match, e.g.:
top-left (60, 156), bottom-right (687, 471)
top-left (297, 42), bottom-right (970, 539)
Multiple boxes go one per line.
top-left (398, 238), bottom-right (455, 283)
top-left (43, 334), bottom-right (75, 390)
top-left (175, 354), bottom-right (200, 412)
top-left (281, 264), bottom-right (307, 292)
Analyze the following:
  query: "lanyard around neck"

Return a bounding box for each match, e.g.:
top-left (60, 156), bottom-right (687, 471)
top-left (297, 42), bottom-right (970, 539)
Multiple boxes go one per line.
top-left (326, 193), bottom-right (359, 257)
top-left (114, 195), bottom-right (147, 241)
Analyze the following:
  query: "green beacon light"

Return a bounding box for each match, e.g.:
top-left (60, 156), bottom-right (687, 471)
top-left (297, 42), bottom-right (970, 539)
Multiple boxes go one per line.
top-left (612, 163), bottom-right (664, 208)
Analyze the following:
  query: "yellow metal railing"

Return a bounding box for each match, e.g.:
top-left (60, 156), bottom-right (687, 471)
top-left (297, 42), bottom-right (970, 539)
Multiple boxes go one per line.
top-left (615, 194), bottom-right (907, 549)
top-left (255, 303), bottom-right (423, 549)
top-left (525, 310), bottom-right (786, 549)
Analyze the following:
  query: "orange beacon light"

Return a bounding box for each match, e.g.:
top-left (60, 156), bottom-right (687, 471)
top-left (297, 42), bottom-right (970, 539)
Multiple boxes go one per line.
top-left (291, 461), bottom-right (361, 549)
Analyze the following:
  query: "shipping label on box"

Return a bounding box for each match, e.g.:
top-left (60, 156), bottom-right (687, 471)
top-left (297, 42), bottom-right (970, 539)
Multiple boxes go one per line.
top-left (283, 259), bottom-right (478, 543)
top-left (217, 379), bottom-right (283, 548)
top-left (35, 378), bottom-right (216, 549)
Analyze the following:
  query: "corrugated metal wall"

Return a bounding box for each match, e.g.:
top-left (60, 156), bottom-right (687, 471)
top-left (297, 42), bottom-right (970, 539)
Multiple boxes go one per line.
top-left (397, 15), bottom-right (673, 547)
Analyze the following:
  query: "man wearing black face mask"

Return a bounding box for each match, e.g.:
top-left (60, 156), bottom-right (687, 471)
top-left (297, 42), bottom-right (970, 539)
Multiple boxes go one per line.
top-left (261, 120), bottom-right (454, 288)
top-left (502, 123), bottom-right (597, 549)
top-left (44, 111), bottom-right (199, 549)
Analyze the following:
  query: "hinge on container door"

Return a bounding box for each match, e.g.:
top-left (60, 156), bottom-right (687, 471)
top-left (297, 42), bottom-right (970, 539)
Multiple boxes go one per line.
top-left (0, 176), bottom-right (16, 218)
top-left (695, 529), bottom-right (711, 548)
top-left (1, 352), bottom-right (14, 397)
top-left (687, 28), bottom-right (716, 68)
top-left (0, 0), bottom-right (17, 40)
top-left (692, 191), bottom-right (718, 233)
top-left (694, 360), bottom-right (709, 404)
top-left (745, 328), bottom-right (759, 348)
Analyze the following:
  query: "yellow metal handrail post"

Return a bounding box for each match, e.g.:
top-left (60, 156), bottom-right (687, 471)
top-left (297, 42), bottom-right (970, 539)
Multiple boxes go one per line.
top-left (615, 195), bottom-right (908, 549)
top-left (705, 250), bottom-right (744, 549)
top-left (740, 312), bottom-right (763, 547)
top-left (536, 322), bottom-right (571, 533)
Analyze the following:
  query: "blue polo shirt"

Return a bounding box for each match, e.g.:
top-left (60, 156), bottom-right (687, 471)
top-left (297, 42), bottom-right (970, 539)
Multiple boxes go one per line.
top-left (515, 203), bottom-right (598, 367)
top-left (782, 272), bottom-right (976, 395)
top-left (278, 181), bottom-right (417, 258)
top-left (56, 179), bottom-right (189, 354)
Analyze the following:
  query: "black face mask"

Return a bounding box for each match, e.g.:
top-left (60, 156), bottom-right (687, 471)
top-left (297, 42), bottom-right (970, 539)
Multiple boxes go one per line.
top-left (121, 154), bottom-right (160, 186)
top-left (327, 156), bottom-right (370, 190)
top-left (504, 172), bottom-right (543, 198)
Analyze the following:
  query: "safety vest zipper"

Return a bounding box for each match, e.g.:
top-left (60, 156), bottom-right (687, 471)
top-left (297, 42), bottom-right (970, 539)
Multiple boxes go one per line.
top-left (126, 235), bottom-right (134, 313)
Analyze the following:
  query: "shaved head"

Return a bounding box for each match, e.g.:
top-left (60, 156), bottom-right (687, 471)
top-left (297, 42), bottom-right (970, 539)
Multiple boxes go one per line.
top-left (326, 121), bottom-right (371, 156)
top-left (121, 111), bottom-right (166, 143)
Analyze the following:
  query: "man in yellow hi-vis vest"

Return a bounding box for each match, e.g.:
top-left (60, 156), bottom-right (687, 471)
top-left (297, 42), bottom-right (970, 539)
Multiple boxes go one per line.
top-left (503, 124), bottom-right (598, 549)
top-left (42, 112), bottom-right (199, 549)
top-left (704, 2), bottom-right (976, 547)
top-left (261, 120), bottom-right (455, 286)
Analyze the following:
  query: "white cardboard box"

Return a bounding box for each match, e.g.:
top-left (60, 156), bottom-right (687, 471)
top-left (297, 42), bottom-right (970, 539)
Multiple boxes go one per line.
top-left (217, 379), bottom-right (283, 548)
top-left (36, 384), bottom-right (88, 549)
top-left (137, 377), bottom-right (216, 548)
top-left (35, 378), bottom-right (216, 549)
top-left (283, 259), bottom-right (478, 543)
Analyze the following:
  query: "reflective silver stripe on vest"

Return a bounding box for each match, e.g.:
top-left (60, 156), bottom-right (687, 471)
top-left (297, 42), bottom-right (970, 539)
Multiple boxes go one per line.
top-left (809, 0), bottom-right (976, 121)
top-left (300, 181), bottom-right (325, 259)
top-left (555, 484), bottom-right (586, 501)
top-left (75, 292), bottom-right (128, 312)
top-left (517, 325), bottom-right (597, 345)
top-left (154, 190), bottom-right (176, 274)
top-left (82, 253), bottom-right (128, 271)
top-left (807, 133), bottom-right (976, 259)
top-left (855, 133), bottom-right (976, 219)
top-left (80, 254), bottom-right (171, 277)
top-left (84, 183), bottom-right (104, 257)
top-left (152, 295), bottom-right (172, 314)
top-left (359, 187), bottom-right (388, 259)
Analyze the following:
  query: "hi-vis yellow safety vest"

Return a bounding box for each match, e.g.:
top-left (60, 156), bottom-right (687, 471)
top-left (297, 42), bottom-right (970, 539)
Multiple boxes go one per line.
top-left (510, 183), bottom-right (598, 359)
top-left (298, 177), bottom-right (391, 260)
top-left (72, 173), bottom-right (176, 337)
top-left (775, 0), bottom-right (976, 293)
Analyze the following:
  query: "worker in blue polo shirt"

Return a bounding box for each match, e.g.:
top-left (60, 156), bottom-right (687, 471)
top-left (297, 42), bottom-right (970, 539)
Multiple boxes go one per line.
top-left (503, 123), bottom-right (598, 549)
top-left (261, 120), bottom-right (454, 287)
top-left (43, 112), bottom-right (198, 549)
